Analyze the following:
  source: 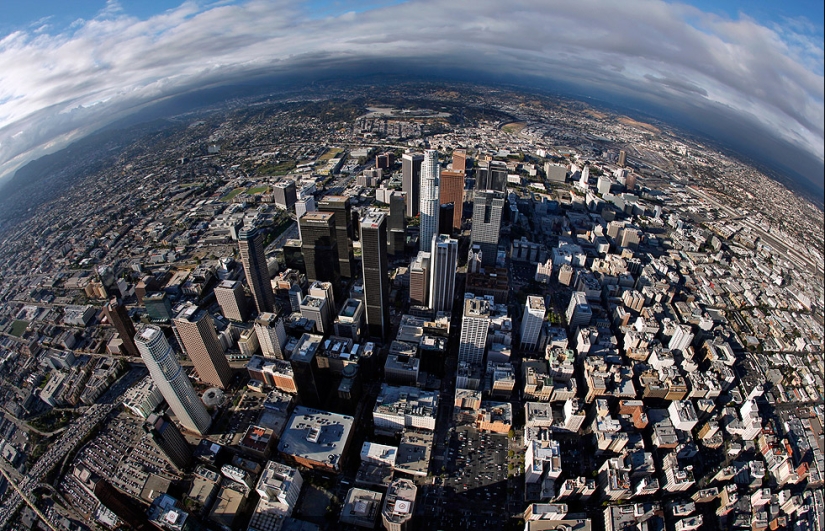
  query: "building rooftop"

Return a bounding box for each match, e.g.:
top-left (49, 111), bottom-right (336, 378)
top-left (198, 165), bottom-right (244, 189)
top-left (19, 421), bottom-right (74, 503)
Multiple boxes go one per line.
top-left (277, 406), bottom-right (354, 470)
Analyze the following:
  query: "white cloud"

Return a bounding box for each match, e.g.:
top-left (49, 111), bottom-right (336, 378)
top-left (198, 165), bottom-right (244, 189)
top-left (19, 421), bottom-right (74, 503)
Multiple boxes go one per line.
top-left (0, 0), bottom-right (822, 182)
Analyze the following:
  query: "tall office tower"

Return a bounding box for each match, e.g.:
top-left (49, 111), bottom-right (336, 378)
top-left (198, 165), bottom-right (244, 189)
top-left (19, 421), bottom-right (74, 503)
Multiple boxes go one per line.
top-left (273, 180), bottom-right (297, 210)
top-left (565, 291), bottom-right (592, 330)
top-left (579, 165), bottom-right (590, 188)
top-left (467, 245), bottom-right (482, 273)
top-left (317, 196), bottom-right (356, 279)
top-left (295, 196), bottom-right (316, 239)
top-left (439, 169), bottom-right (465, 230)
top-left (104, 299), bottom-right (139, 357)
top-left (520, 296), bottom-right (545, 352)
top-left (618, 150), bottom-right (627, 168)
top-left (625, 172), bottom-right (637, 191)
top-left (135, 325), bottom-right (211, 435)
top-left (144, 413), bottom-right (193, 470)
top-left (173, 304), bottom-right (232, 389)
top-left (452, 149), bottom-right (467, 172)
top-left (238, 228), bottom-right (275, 314)
top-left (459, 295), bottom-right (492, 365)
top-left (360, 211), bottom-right (391, 341)
top-left (475, 160), bottom-right (508, 192)
top-left (409, 252), bottom-right (430, 307)
top-left (429, 234), bottom-right (458, 313)
top-left (438, 204), bottom-right (454, 235)
top-left (669, 324), bottom-right (695, 353)
top-left (308, 280), bottom-right (336, 310)
top-left (282, 239), bottom-right (306, 275)
top-left (255, 313), bottom-right (287, 359)
top-left (300, 295), bottom-right (332, 335)
top-left (419, 149), bottom-right (440, 253)
top-left (388, 191), bottom-right (407, 257)
top-left (470, 190), bottom-right (505, 267)
top-left (214, 279), bottom-right (249, 322)
top-left (289, 334), bottom-right (325, 407)
top-left (402, 153), bottom-right (424, 217)
top-left (299, 212), bottom-right (341, 286)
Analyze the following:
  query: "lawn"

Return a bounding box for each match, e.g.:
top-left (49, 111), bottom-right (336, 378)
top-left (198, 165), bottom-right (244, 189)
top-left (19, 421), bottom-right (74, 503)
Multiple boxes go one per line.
top-left (247, 185), bottom-right (270, 194)
top-left (220, 187), bottom-right (246, 202)
top-left (502, 122), bottom-right (526, 134)
top-left (10, 320), bottom-right (28, 337)
top-left (255, 160), bottom-right (296, 176)
top-left (318, 148), bottom-right (343, 161)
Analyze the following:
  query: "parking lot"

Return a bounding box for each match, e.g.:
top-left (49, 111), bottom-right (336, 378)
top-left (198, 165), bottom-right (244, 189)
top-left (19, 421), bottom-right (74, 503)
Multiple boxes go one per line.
top-left (418, 426), bottom-right (517, 530)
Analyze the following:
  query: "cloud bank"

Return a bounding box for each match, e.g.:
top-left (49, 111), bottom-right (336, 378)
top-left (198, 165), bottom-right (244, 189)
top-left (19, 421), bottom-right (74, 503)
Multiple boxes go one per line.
top-left (0, 0), bottom-right (822, 190)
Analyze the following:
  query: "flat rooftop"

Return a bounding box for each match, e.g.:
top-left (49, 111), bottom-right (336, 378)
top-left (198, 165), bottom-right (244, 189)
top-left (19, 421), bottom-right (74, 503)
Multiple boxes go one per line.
top-left (277, 406), bottom-right (354, 470)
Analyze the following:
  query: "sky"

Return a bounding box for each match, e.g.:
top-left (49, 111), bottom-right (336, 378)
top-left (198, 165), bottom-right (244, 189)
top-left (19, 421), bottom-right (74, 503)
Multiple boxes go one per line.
top-left (0, 0), bottom-right (822, 194)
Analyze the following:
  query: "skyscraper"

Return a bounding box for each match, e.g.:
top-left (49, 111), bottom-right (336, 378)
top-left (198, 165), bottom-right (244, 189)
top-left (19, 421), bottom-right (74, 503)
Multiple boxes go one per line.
top-left (470, 190), bottom-right (505, 267)
top-left (214, 279), bottom-right (249, 322)
top-left (566, 291), bottom-right (592, 330)
top-left (520, 296), bottom-right (545, 352)
top-left (409, 251), bottom-right (430, 308)
top-left (618, 150), bottom-right (627, 168)
top-left (255, 313), bottom-right (287, 359)
top-left (135, 325), bottom-right (211, 435)
top-left (452, 149), bottom-right (467, 172)
top-left (438, 203), bottom-right (454, 235)
top-left (317, 196), bottom-right (356, 279)
top-left (388, 191), bottom-right (407, 257)
top-left (144, 413), bottom-right (193, 470)
top-left (475, 160), bottom-right (507, 192)
top-left (459, 295), bottom-right (491, 365)
top-left (173, 303), bottom-right (232, 389)
top-left (104, 299), bottom-right (139, 357)
top-left (238, 228), bottom-right (275, 314)
top-left (300, 212), bottom-right (341, 286)
top-left (439, 169), bottom-right (464, 230)
top-left (360, 211), bottom-right (390, 341)
top-left (429, 234), bottom-right (458, 313)
top-left (401, 153), bottom-right (424, 217)
top-left (419, 149), bottom-right (440, 253)
top-left (272, 180), bottom-right (297, 210)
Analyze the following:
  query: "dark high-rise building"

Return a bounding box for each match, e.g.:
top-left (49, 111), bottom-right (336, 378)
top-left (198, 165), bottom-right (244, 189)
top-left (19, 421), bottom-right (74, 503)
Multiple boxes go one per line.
top-left (388, 191), bottom-right (407, 257)
top-left (238, 228), bottom-right (275, 314)
top-left (452, 149), bottom-right (467, 172)
top-left (401, 153), bottom-right (424, 217)
top-left (94, 480), bottom-right (156, 531)
top-left (438, 204), bottom-right (454, 235)
top-left (282, 239), bottom-right (306, 275)
top-left (104, 299), bottom-right (139, 357)
top-left (173, 303), bottom-right (232, 389)
top-left (439, 169), bottom-right (465, 230)
top-left (470, 190), bottom-right (505, 267)
top-left (144, 413), bottom-right (193, 470)
top-left (618, 150), bottom-right (627, 168)
top-left (289, 334), bottom-right (325, 408)
top-left (300, 212), bottom-right (341, 286)
top-left (273, 180), bottom-right (297, 210)
top-left (475, 160), bottom-right (508, 192)
top-left (360, 211), bottom-right (390, 341)
top-left (317, 196), bottom-right (356, 279)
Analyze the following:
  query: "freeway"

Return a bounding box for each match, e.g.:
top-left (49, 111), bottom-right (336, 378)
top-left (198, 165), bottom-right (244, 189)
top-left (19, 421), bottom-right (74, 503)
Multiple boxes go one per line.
top-left (0, 367), bottom-right (142, 529)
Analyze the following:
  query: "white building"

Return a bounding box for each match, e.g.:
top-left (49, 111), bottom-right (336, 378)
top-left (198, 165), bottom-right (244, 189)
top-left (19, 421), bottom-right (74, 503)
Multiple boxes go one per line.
top-left (419, 149), bottom-right (440, 253)
top-left (520, 296), bottom-right (545, 352)
top-left (459, 295), bottom-right (492, 365)
top-left (373, 384), bottom-right (439, 435)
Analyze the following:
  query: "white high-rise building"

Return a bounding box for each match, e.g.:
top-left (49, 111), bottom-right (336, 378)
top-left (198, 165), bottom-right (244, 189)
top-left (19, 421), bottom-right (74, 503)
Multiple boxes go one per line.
top-left (255, 313), bottom-right (287, 359)
top-left (429, 234), bottom-right (458, 313)
top-left (578, 165), bottom-right (590, 189)
top-left (566, 291), bottom-right (592, 330)
top-left (669, 324), bottom-right (695, 352)
top-left (135, 324), bottom-right (211, 435)
top-left (419, 149), bottom-right (440, 253)
top-left (459, 295), bottom-right (492, 365)
top-left (520, 296), bottom-right (545, 352)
